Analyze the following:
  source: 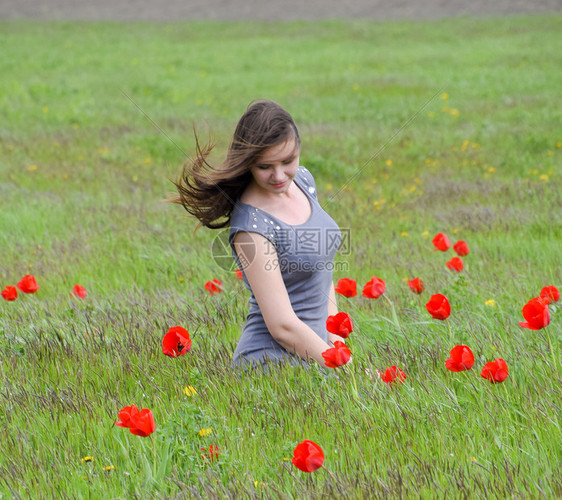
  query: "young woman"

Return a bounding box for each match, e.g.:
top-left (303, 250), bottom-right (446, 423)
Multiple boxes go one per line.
top-left (172, 100), bottom-right (343, 367)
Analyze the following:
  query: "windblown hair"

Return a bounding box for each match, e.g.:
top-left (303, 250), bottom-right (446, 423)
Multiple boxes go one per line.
top-left (170, 100), bottom-right (301, 229)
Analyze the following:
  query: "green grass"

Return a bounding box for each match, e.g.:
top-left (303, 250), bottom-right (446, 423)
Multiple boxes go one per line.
top-left (1, 15), bottom-right (561, 498)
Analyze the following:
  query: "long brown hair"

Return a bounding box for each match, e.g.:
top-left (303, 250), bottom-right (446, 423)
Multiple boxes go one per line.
top-left (170, 100), bottom-right (301, 229)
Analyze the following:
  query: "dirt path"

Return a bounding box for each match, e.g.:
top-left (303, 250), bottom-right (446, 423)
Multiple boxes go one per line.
top-left (1, 0), bottom-right (560, 21)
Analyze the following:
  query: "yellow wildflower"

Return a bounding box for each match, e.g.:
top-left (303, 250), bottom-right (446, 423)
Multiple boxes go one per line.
top-left (325, 183), bottom-right (333, 191)
top-left (450, 109), bottom-right (459, 116)
top-left (428, 111), bottom-right (435, 118)
top-left (81, 456), bottom-right (94, 463)
top-left (103, 465), bottom-right (115, 472)
top-left (453, 228), bottom-right (460, 234)
top-left (401, 232), bottom-right (408, 237)
top-left (409, 186), bottom-right (417, 193)
top-left (144, 157), bottom-right (152, 164)
top-left (539, 174), bottom-right (549, 181)
top-left (546, 150), bottom-right (554, 156)
top-left (43, 106), bottom-right (49, 113)
top-left (198, 428), bottom-right (212, 437)
top-left (488, 167), bottom-right (495, 173)
top-left (422, 231), bottom-right (429, 238)
top-left (471, 457), bottom-right (477, 462)
top-left (27, 165), bottom-right (38, 171)
top-left (178, 277), bottom-right (184, 283)
top-left (183, 385), bottom-right (197, 396)
top-left (385, 159), bottom-right (393, 167)
top-left (352, 84), bottom-right (359, 91)
top-left (556, 142), bottom-right (561, 148)
top-left (441, 92), bottom-right (449, 100)
top-left (484, 299), bottom-right (496, 307)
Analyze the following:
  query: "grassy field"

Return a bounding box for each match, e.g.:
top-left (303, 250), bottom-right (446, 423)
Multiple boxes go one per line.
top-left (1, 15), bottom-right (561, 498)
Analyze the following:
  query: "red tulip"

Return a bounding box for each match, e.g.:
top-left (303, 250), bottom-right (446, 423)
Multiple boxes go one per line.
top-left (408, 278), bottom-right (424, 294)
top-left (446, 257), bottom-right (463, 272)
top-left (129, 408), bottom-right (156, 437)
top-left (115, 404), bottom-right (140, 428)
top-left (201, 444), bottom-right (219, 463)
top-left (1, 285), bottom-right (17, 301)
top-left (326, 312), bottom-right (353, 338)
top-left (234, 269), bottom-right (243, 280)
top-left (519, 297), bottom-right (550, 330)
top-left (481, 358), bottom-right (509, 383)
top-left (362, 276), bottom-right (386, 299)
top-left (432, 233), bottom-right (450, 251)
top-left (17, 275), bottom-right (39, 293)
top-left (292, 440), bottom-right (324, 473)
top-left (445, 345), bottom-right (474, 372)
top-left (204, 279), bottom-right (223, 295)
top-left (71, 284), bottom-right (88, 299)
top-left (334, 278), bottom-right (357, 298)
top-left (162, 326), bottom-right (192, 357)
top-left (426, 294), bottom-right (451, 320)
top-left (453, 240), bottom-right (469, 256)
top-left (322, 341), bottom-right (351, 368)
top-left (540, 285), bottom-right (559, 305)
top-left (378, 366), bottom-right (406, 385)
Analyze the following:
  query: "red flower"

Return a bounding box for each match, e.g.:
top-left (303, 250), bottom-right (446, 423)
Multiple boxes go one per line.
top-left (446, 257), bottom-right (463, 272)
top-left (519, 297), bottom-right (550, 330)
top-left (234, 269), bottom-right (243, 280)
top-left (445, 345), bottom-right (474, 372)
top-left (326, 312), bottom-right (353, 339)
top-left (1, 286), bottom-right (17, 301)
top-left (204, 279), bottom-right (223, 295)
top-left (322, 341), bottom-right (351, 368)
top-left (425, 294), bottom-right (451, 320)
top-left (162, 326), bottom-right (192, 357)
top-left (481, 358), bottom-right (509, 383)
top-left (334, 278), bottom-right (357, 298)
top-left (201, 444), bottom-right (219, 463)
top-left (292, 440), bottom-right (324, 473)
top-left (17, 275), bottom-right (39, 293)
top-left (540, 285), bottom-right (560, 305)
top-left (432, 233), bottom-right (450, 251)
top-left (129, 408), bottom-right (156, 437)
top-left (408, 278), bottom-right (424, 294)
top-left (362, 276), bottom-right (386, 299)
top-left (71, 284), bottom-right (88, 299)
top-left (115, 404), bottom-right (140, 428)
top-left (453, 240), bottom-right (469, 256)
top-left (378, 366), bottom-right (406, 385)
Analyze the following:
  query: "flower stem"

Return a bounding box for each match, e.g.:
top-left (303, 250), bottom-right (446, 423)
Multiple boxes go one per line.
top-left (383, 294), bottom-right (401, 331)
top-left (446, 319), bottom-right (453, 343)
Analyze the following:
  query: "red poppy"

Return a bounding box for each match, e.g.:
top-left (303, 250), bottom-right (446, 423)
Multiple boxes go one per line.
top-left (519, 297), bottom-right (550, 330)
top-left (115, 404), bottom-right (140, 428)
top-left (322, 341), bottom-right (351, 368)
top-left (425, 294), bottom-right (451, 320)
top-left (446, 257), bottom-right (463, 272)
top-left (540, 285), bottom-right (559, 305)
top-left (129, 408), bottom-right (156, 437)
top-left (162, 326), bottom-right (192, 357)
top-left (334, 278), bottom-right (357, 298)
top-left (408, 278), bottom-right (424, 294)
top-left (17, 275), bottom-right (39, 293)
top-left (292, 440), bottom-right (324, 473)
top-left (201, 444), bottom-right (219, 463)
top-left (204, 279), bottom-right (223, 295)
top-left (378, 366), bottom-right (406, 385)
top-left (71, 284), bottom-right (88, 299)
top-left (453, 240), bottom-right (469, 256)
top-left (326, 312), bottom-right (353, 338)
top-left (1, 286), bottom-right (17, 301)
top-left (432, 233), bottom-right (450, 251)
top-left (234, 269), bottom-right (243, 280)
top-left (445, 345), bottom-right (474, 372)
top-left (362, 276), bottom-right (386, 299)
top-left (481, 358), bottom-right (509, 383)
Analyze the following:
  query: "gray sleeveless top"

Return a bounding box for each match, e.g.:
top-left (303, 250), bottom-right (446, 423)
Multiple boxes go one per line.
top-left (229, 166), bottom-right (341, 366)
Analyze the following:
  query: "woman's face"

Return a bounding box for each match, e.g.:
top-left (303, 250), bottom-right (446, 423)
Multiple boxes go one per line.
top-left (249, 138), bottom-right (300, 196)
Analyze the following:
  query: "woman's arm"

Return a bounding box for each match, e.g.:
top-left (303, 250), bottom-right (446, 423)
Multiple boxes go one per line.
top-left (233, 231), bottom-right (331, 366)
top-left (326, 281), bottom-right (345, 346)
